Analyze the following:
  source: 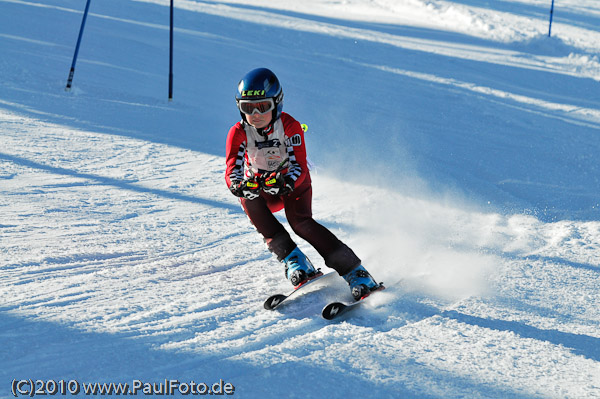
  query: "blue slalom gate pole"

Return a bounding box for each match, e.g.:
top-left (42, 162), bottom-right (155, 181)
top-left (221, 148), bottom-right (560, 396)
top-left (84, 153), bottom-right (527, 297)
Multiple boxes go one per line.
top-left (168, 0), bottom-right (174, 101)
top-left (548, 0), bottom-right (555, 37)
top-left (65, 0), bottom-right (92, 91)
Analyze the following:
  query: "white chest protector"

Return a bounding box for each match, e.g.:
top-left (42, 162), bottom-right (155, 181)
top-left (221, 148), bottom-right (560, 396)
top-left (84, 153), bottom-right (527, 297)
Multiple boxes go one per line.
top-left (243, 118), bottom-right (288, 175)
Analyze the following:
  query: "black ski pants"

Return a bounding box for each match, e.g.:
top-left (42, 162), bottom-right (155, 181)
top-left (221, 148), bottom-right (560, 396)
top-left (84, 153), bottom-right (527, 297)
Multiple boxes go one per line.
top-left (240, 176), bottom-right (360, 276)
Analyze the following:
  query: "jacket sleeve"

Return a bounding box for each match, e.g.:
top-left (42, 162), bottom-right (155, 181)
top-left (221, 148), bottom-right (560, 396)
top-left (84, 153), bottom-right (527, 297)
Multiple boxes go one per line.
top-left (225, 123), bottom-right (246, 188)
top-left (281, 114), bottom-right (309, 187)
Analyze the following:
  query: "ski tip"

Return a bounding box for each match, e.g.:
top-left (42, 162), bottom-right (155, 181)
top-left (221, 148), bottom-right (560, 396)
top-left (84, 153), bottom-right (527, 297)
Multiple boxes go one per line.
top-left (322, 283), bottom-right (386, 320)
top-left (321, 302), bottom-right (347, 320)
top-left (264, 294), bottom-right (287, 310)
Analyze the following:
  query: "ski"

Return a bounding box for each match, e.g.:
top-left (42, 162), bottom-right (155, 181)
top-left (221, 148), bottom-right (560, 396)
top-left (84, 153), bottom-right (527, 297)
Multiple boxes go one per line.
top-left (264, 271), bottom-right (337, 310)
top-left (321, 283), bottom-right (385, 320)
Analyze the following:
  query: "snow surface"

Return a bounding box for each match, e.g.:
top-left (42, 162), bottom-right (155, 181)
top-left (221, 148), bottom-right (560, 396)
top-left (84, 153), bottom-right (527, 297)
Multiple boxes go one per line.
top-left (1, 0), bottom-right (599, 397)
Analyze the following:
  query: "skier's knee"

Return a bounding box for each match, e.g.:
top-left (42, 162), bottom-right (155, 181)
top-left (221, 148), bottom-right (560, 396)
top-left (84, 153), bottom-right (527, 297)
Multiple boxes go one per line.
top-left (289, 218), bottom-right (313, 237)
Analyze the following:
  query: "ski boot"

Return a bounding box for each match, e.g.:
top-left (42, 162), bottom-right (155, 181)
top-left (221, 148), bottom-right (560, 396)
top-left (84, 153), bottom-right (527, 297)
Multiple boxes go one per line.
top-left (283, 247), bottom-right (319, 287)
top-left (343, 265), bottom-right (379, 301)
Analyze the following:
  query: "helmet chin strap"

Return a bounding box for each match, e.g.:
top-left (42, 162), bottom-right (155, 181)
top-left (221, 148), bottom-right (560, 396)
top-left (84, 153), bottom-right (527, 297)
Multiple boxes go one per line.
top-left (257, 121), bottom-right (274, 138)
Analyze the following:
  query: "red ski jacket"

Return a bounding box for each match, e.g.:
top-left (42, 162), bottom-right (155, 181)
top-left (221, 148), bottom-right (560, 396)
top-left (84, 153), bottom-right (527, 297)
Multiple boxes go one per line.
top-left (225, 112), bottom-right (310, 189)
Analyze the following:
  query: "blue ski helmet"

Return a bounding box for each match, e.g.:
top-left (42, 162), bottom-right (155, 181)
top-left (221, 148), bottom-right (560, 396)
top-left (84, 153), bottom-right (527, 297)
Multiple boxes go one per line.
top-left (236, 68), bottom-right (284, 122)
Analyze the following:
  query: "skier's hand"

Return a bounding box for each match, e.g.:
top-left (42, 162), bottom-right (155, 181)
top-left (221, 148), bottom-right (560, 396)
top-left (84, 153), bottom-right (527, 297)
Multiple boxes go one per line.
top-left (229, 180), bottom-right (243, 197)
top-left (281, 175), bottom-right (295, 195)
top-left (262, 172), bottom-right (294, 195)
top-left (229, 178), bottom-right (260, 200)
top-left (261, 172), bottom-right (284, 195)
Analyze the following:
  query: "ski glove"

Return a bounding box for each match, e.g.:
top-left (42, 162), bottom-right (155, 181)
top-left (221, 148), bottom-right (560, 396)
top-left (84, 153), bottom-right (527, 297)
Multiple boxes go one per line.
top-left (229, 178), bottom-right (261, 200)
top-left (262, 172), bottom-right (294, 196)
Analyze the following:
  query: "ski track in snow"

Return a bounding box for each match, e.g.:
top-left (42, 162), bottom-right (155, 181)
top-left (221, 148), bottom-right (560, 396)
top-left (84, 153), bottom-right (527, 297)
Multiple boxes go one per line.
top-left (1, 0), bottom-right (600, 398)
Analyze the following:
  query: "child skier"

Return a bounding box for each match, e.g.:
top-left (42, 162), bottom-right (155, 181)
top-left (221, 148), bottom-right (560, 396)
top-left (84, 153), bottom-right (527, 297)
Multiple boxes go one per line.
top-left (225, 67), bottom-right (379, 300)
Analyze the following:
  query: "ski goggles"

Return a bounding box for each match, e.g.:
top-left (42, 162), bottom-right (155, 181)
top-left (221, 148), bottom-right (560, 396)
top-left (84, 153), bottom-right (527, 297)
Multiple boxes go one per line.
top-left (237, 98), bottom-right (275, 115)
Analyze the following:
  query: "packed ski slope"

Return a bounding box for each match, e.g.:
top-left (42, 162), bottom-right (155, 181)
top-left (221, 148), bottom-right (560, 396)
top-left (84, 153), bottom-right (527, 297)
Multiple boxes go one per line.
top-left (1, 0), bottom-right (599, 398)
